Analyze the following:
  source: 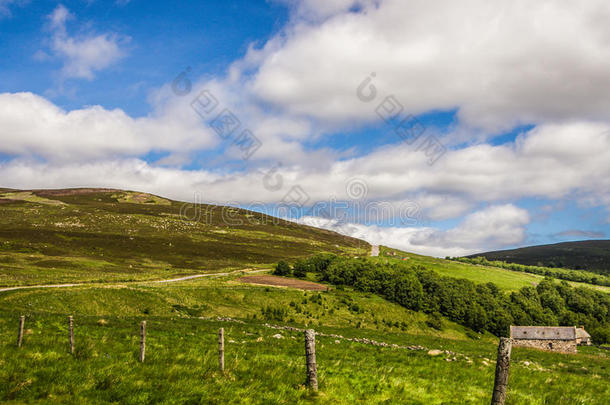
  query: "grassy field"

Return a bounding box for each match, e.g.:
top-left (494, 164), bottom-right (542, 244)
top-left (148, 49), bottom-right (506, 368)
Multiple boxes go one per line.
top-left (0, 273), bottom-right (608, 403)
top-left (379, 247), bottom-right (610, 293)
top-left (0, 273), bottom-right (480, 341)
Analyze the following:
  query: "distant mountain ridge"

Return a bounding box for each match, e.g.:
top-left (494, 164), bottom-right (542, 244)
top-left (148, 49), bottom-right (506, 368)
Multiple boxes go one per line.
top-left (468, 240), bottom-right (610, 274)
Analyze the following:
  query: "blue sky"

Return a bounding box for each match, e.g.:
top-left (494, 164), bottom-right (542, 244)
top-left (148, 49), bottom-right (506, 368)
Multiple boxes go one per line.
top-left (0, 0), bottom-right (609, 257)
top-left (0, 0), bottom-right (288, 115)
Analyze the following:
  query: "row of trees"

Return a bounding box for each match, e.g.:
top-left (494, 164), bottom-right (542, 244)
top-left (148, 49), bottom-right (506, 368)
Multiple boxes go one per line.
top-left (279, 255), bottom-right (610, 344)
top-left (450, 256), bottom-right (610, 287)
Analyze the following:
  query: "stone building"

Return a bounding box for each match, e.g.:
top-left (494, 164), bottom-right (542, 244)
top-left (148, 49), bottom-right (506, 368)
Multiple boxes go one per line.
top-left (575, 326), bottom-right (592, 346)
top-left (509, 326), bottom-right (590, 353)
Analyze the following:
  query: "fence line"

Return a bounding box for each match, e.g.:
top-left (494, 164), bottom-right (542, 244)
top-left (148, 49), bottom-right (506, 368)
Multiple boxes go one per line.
top-left (68, 316), bottom-right (75, 355)
top-left (17, 315), bottom-right (25, 348)
top-left (10, 315), bottom-right (522, 399)
top-left (491, 338), bottom-right (512, 405)
top-left (140, 321), bottom-right (146, 363)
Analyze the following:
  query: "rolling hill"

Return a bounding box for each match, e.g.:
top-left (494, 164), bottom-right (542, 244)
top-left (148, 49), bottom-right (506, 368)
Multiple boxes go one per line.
top-left (0, 188), bottom-right (368, 286)
top-left (467, 240), bottom-right (610, 274)
top-left (0, 188), bottom-right (609, 403)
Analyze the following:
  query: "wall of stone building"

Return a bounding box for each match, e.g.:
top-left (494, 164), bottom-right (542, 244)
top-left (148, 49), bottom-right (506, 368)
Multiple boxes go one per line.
top-left (513, 339), bottom-right (577, 353)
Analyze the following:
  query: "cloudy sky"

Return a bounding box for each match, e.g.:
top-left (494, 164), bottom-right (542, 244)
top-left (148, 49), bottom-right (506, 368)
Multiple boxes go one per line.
top-left (1, 0), bottom-right (609, 257)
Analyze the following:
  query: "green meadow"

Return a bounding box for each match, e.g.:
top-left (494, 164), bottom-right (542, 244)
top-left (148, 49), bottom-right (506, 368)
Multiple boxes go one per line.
top-left (1, 275), bottom-right (609, 404)
top-left (0, 189), bottom-right (609, 403)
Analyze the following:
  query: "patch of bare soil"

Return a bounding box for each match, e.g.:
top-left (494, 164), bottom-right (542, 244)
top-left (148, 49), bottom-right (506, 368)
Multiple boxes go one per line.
top-left (238, 275), bottom-right (329, 291)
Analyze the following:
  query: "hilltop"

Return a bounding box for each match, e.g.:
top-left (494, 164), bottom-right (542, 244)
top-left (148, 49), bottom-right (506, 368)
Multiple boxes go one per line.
top-left (0, 188), bottom-right (368, 286)
top-left (468, 240), bottom-right (610, 274)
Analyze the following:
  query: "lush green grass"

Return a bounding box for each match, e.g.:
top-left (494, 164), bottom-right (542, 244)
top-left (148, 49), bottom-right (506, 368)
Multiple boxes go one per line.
top-left (454, 256), bottom-right (610, 287)
top-left (379, 247), bottom-right (610, 293)
top-left (0, 273), bottom-right (480, 341)
top-left (0, 268), bottom-right (609, 403)
top-left (0, 189), bottom-right (368, 287)
top-left (0, 311), bottom-right (608, 404)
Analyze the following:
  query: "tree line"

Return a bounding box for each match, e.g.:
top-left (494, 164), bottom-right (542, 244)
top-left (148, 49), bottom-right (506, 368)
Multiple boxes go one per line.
top-left (274, 255), bottom-right (610, 344)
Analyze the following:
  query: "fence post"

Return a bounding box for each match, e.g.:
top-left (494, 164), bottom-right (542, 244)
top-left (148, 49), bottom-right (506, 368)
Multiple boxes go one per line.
top-left (17, 315), bottom-right (25, 348)
top-left (304, 329), bottom-right (318, 392)
top-left (68, 316), bottom-right (75, 354)
top-left (219, 328), bottom-right (225, 372)
top-left (140, 321), bottom-right (147, 363)
top-left (491, 337), bottom-right (512, 405)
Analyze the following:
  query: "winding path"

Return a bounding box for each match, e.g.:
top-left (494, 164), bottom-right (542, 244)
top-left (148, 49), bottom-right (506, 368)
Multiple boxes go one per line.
top-left (0, 268), bottom-right (268, 293)
top-left (371, 245), bottom-right (380, 257)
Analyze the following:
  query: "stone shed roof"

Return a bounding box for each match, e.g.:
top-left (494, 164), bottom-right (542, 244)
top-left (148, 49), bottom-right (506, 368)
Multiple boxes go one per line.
top-left (576, 328), bottom-right (591, 339)
top-left (510, 326), bottom-right (576, 340)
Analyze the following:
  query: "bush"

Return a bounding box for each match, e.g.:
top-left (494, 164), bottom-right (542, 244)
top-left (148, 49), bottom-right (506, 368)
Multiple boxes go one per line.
top-left (590, 326), bottom-right (610, 345)
top-left (273, 260), bottom-right (291, 276)
top-left (426, 312), bottom-right (443, 330)
top-left (293, 260), bottom-right (309, 278)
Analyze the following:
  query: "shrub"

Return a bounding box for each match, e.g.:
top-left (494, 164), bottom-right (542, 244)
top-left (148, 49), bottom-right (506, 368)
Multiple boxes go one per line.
top-left (273, 260), bottom-right (291, 276)
top-left (426, 312), bottom-right (443, 330)
top-left (293, 260), bottom-right (309, 278)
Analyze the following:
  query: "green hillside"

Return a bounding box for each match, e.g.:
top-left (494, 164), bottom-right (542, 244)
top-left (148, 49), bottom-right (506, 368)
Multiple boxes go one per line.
top-left (0, 273), bottom-right (608, 404)
top-left (0, 188), bottom-right (368, 287)
top-left (379, 247), bottom-right (610, 294)
top-left (468, 240), bottom-right (610, 274)
top-left (1, 188), bottom-right (609, 403)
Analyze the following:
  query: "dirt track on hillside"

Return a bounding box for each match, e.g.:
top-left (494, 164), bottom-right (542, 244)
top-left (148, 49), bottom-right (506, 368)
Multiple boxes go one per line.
top-left (0, 269), bottom-right (268, 293)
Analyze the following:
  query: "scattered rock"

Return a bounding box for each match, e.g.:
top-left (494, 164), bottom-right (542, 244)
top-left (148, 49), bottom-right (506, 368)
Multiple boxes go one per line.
top-left (335, 340), bottom-right (341, 344)
top-left (272, 334), bottom-right (283, 339)
top-left (428, 349), bottom-right (443, 356)
top-left (256, 337), bottom-right (263, 342)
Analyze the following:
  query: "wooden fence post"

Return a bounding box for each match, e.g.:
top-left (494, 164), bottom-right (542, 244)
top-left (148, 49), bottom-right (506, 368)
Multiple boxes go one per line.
top-left (140, 321), bottom-right (146, 363)
top-left (68, 316), bottom-right (75, 354)
top-left (491, 337), bottom-right (512, 405)
top-left (304, 329), bottom-right (318, 392)
top-left (17, 315), bottom-right (25, 348)
top-left (219, 328), bottom-right (225, 372)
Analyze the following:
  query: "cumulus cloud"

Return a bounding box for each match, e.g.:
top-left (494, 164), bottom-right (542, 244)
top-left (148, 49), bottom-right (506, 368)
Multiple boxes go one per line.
top-left (1, 101), bottom-right (609, 217)
top-left (43, 5), bottom-right (127, 80)
top-left (250, 0), bottom-right (610, 131)
top-left (299, 204), bottom-right (531, 257)
top-left (0, 92), bottom-right (217, 161)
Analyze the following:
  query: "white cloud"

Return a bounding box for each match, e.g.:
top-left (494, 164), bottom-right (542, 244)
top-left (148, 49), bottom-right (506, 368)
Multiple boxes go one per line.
top-left (299, 204), bottom-right (530, 257)
top-left (249, 0), bottom-right (610, 131)
top-left (0, 92), bottom-right (217, 161)
top-left (1, 97), bottom-right (609, 219)
top-left (43, 5), bottom-right (127, 80)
